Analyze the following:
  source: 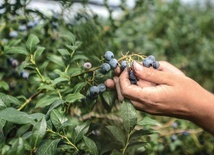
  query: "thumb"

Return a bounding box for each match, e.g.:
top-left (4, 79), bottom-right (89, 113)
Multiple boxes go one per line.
top-left (133, 61), bottom-right (173, 85)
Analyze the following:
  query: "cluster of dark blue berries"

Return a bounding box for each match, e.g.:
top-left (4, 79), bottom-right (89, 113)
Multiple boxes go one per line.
top-left (7, 57), bottom-right (30, 79)
top-left (100, 51), bottom-right (118, 75)
top-left (87, 83), bottom-right (106, 99)
top-left (86, 51), bottom-right (160, 99)
top-left (142, 55), bottom-right (160, 69)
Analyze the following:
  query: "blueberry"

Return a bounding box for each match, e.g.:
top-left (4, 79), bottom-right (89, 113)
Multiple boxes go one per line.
top-left (182, 131), bottom-right (189, 136)
top-left (170, 134), bottom-right (177, 142)
top-left (7, 57), bottom-right (13, 66)
top-left (104, 51), bottom-right (114, 61)
top-left (109, 58), bottom-right (118, 69)
top-left (129, 70), bottom-right (137, 81)
top-left (88, 86), bottom-right (99, 99)
top-left (153, 61), bottom-right (160, 69)
top-left (18, 25), bottom-right (27, 31)
top-left (172, 122), bottom-right (178, 128)
top-left (83, 62), bottom-right (92, 69)
top-left (100, 63), bottom-right (111, 75)
top-left (142, 58), bottom-right (153, 68)
top-left (27, 21), bottom-right (36, 28)
top-left (21, 70), bottom-right (29, 79)
top-left (120, 60), bottom-right (127, 71)
top-left (98, 83), bottom-right (106, 93)
top-left (9, 31), bottom-right (18, 38)
top-left (129, 70), bottom-right (138, 85)
top-left (147, 55), bottom-right (156, 61)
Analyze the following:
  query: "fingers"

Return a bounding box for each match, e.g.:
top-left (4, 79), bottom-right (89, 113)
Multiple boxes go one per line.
top-left (105, 79), bottom-right (115, 89)
top-left (132, 61), bottom-right (174, 85)
top-left (113, 76), bottom-right (124, 102)
top-left (158, 61), bottom-right (185, 76)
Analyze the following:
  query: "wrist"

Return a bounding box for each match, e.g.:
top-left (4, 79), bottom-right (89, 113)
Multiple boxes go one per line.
top-left (190, 88), bottom-right (214, 135)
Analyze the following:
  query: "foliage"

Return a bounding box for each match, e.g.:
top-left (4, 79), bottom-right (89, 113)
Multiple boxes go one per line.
top-left (0, 0), bottom-right (214, 155)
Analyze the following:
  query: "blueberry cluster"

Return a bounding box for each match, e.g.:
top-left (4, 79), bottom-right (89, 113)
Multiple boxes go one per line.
top-left (142, 55), bottom-right (160, 69)
top-left (87, 83), bottom-right (106, 99)
top-left (86, 51), bottom-right (160, 100)
top-left (7, 57), bottom-right (30, 79)
top-left (100, 51), bottom-right (118, 75)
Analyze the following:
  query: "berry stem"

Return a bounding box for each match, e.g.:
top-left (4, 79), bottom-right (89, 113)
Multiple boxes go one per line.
top-left (46, 128), bottom-right (79, 151)
top-left (18, 89), bottom-right (43, 111)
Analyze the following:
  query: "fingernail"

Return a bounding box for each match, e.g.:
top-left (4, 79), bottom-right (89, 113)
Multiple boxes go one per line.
top-left (133, 61), bottom-right (142, 72)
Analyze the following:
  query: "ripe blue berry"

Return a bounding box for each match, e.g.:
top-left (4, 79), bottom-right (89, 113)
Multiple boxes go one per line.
top-left (100, 63), bottom-right (111, 74)
top-left (129, 70), bottom-right (138, 84)
top-left (9, 31), bottom-right (18, 38)
top-left (21, 70), bottom-right (29, 79)
top-left (120, 60), bottom-right (127, 71)
top-left (104, 51), bottom-right (114, 61)
top-left (170, 135), bottom-right (177, 142)
top-left (153, 61), bottom-right (160, 69)
top-left (18, 25), bottom-right (27, 31)
top-left (109, 58), bottom-right (118, 68)
top-left (98, 83), bottom-right (106, 93)
top-left (83, 62), bottom-right (92, 69)
top-left (88, 86), bottom-right (99, 99)
top-left (27, 21), bottom-right (36, 28)
top-left (147, 55), bottom-right (155, 61)
top-left (142, 58), bottom-right (153, 67)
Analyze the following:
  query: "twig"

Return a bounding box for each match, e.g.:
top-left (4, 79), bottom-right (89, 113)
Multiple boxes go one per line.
top-left (18, 89), bottom-right (43, 111)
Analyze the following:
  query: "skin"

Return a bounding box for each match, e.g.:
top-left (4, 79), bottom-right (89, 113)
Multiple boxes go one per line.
top-left (105, 61), bottom-right (214, 135)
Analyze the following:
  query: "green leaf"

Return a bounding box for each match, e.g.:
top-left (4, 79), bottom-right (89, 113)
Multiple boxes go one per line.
top-left (126, 142), bottom-right (146, 154)
top-left (106, 126), bottom-right (126, 147)
top-left (100, 90), bottom-right (116, 111)
top-left (110, 149), bottom-right (122, 155)
top-left (50, 109), bottom-right (68, 130)
top-left (65, 93), bottom-right (85, 103)
top-left (35, 96), bottom-right (60, 108)
top-left (9, 137), bottom-right (24, 155)
top-left (61, 32), bottom-right (76, 44)
top-left (73, 122), bottom-right (90, 143)
top-left (30, 113), bottom-right (46, 121)
top-left (36, 139), bottom-right (60, 155)
top-left (38, 84), bottom-right (55, 91)
top-left (52, 77), bottom-right (69, 86)
top-left (130, 129), bottom-right (157, 141)
top-left (47, 54), bottom-right (65, 67)
top-left (138, 117), bottom-right (161, 127)
top-left (72, 55), bottom-right (89, 61)
top-left (73, 82), bottom-right (87, 93)
top-left (16, 124), bottom-right (31, 137)
top-left (0, 93), bottom-right (21, 106)
top-left (31, 117), bottom-right (47, 147)
top-left (0, 107), bottom-right (35, 124)
top-left (5, 46), bottom-right (28, 55)
top-left (34, 46), bottom-right (45, 60)
top-left (83, 136), bottom-right (99, 155)
top-left (58, 49), bottom-right (70, 56)
top-left (46, 99), bottom-right (64, 117)
top-left (26, 34), bottom-right (40, 52)
top-left (0, 118), bottom-right (6, 130)
top-left (17, 62), bottom-right (33, 74)
top-left (121, 99), bottom-right (137, 133)
top-left (68, 67), bottom-right (82, 76)
top-left (66, 45), bottom-right (79, 52)
top-left (0, 81), bottom-right (9, 91)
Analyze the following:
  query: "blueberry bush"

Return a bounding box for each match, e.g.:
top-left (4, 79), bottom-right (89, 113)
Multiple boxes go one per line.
top-left (0, 0), bottom-right (214, 155)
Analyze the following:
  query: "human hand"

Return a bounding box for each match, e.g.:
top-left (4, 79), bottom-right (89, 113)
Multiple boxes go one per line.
top-left (106, 61), bottom-right (214, 134)
top-left (106, 61), bottom-right (209, 119)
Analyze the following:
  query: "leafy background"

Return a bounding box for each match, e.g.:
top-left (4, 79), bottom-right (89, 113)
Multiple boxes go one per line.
top-left (0, 0), bottom-right (214, 155)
